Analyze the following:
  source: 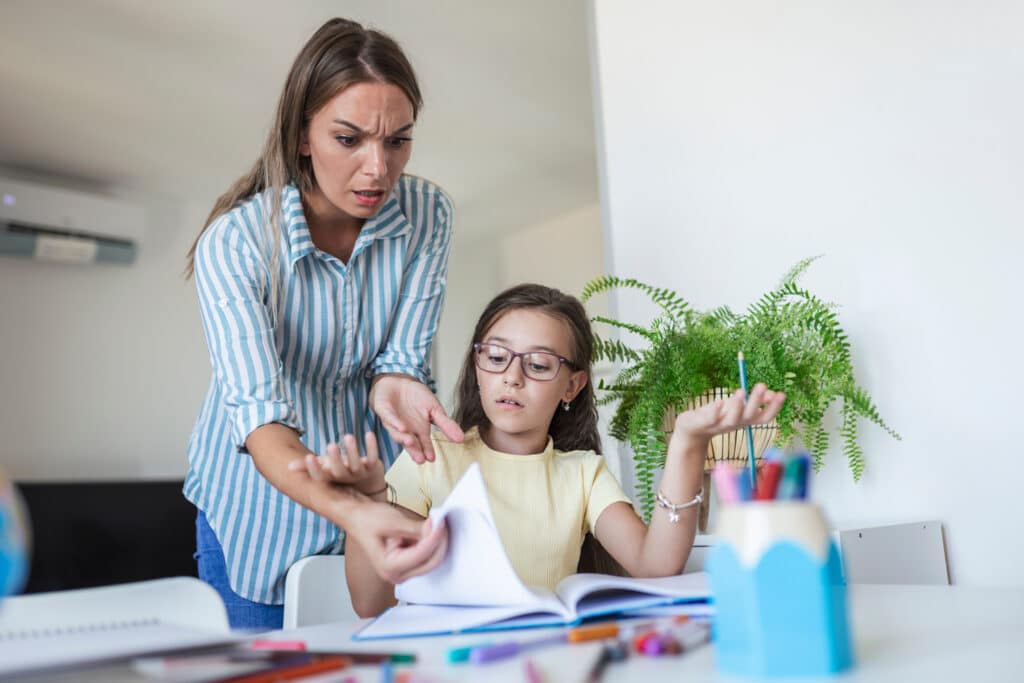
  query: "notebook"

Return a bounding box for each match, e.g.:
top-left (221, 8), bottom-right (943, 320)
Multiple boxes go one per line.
top-left (0, 619), bottom-right (241, 678)
top-left (354, 463), bottom-right (711, 640)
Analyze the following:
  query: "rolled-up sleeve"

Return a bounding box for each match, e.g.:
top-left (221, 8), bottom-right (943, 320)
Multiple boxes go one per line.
top-left (370, 190), bottom-right (454, 386)
top-left (193, 216), bottom-right (303, 450)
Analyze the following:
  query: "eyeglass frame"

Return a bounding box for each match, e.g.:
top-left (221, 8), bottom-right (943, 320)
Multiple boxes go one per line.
top-left (471, 342), bottom-right (579, 382)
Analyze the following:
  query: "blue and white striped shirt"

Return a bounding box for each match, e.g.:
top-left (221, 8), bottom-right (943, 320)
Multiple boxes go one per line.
top-left (184, 175), bottom-right (453, 604)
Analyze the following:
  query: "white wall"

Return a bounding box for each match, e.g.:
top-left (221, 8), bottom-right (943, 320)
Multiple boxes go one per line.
top-left (434, 234), bottom-right (502, 413)
top-left (497, 203), bottom-right (605, 305)
top-left (592, 0), bottom-right (1024, 585)
top-left (0, 193), bottom-right (212, 480)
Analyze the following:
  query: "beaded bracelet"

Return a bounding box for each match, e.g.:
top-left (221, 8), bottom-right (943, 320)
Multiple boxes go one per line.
top-left (656, 487), bottom-right (704, 523)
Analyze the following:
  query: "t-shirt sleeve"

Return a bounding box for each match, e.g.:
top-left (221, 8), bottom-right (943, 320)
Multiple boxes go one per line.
top-left (385, 451), bottom-right (432, 518)
top-left (584, 456), bottom-right (634, 534)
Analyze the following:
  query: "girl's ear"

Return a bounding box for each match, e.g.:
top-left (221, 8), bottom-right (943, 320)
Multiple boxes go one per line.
top-left (563, 370), bottom-right (589, 402)
top-left (299, 128), bottom-right (311, 156)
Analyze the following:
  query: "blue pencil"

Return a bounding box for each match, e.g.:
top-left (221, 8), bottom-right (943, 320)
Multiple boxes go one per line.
top-left (737, 351), bottom-right (758, 491)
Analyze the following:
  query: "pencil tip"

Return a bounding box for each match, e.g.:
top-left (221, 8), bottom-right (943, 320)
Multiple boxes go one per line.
top-left (737, 351), bottom-right (744, 360)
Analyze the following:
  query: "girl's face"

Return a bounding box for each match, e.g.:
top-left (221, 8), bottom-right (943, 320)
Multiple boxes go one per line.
top-left (475, 309), bottom-right (588, 454)
top-left (300, 81), bottom-right (414, 225)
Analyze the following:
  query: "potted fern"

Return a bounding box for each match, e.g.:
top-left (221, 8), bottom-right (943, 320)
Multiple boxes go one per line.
top-left (581, 257), bottom-right (900, 524)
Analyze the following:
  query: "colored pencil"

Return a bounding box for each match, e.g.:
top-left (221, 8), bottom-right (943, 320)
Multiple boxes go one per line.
top-left (737, 351), bottom-right (758, 490)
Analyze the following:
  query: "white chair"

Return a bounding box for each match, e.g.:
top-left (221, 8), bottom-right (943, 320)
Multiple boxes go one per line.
top-left (0, 576), bottom-right (230, 634)
top-left (282, 555), bottom-right (359, 628)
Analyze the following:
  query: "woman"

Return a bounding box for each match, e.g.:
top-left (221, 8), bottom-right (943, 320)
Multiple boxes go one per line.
top-left (184, 17), bottom-right (458, 629)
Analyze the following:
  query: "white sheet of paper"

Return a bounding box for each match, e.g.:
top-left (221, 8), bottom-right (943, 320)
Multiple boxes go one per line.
top-left (395, 463), bottom-right (554, 609)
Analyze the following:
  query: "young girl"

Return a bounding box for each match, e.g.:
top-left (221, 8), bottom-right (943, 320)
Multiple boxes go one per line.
top-left (299, 283), bottom-right (785, 617)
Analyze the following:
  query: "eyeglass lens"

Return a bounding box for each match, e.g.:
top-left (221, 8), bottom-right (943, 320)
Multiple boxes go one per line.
top-left (474, 343), bottom-right (563, 381)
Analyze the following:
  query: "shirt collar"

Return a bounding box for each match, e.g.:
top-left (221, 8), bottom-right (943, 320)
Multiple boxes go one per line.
top-left (280, 183), bottom-right (412, 267)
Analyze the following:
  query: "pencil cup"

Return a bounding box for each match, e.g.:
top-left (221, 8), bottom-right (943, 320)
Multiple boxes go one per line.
top-left (707, 501), bottom-right (853, 677)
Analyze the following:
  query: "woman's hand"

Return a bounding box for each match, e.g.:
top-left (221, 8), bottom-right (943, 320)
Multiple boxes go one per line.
top-left (345, 502), bottom-right (449, 584)
top-left (370, 374), bottom-right (464, 463)
top-left (670, 383), bottom-right (786, 452)
top-left (288, 432), bottom-right (385, 495)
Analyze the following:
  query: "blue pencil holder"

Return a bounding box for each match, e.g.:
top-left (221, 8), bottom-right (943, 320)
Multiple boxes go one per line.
top-left (707, 501), bottom-right (854, 677)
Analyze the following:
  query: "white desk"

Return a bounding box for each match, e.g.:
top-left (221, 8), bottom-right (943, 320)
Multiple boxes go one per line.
top-left (25, 584), bottom-right (1024, 682)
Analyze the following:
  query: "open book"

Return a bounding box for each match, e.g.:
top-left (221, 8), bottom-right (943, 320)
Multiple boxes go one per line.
top-left (354, 464), bottom-right (710, 640)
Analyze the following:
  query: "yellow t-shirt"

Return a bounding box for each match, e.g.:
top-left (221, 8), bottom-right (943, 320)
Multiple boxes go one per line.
top-left (385, 427), bottom-right (632, 591)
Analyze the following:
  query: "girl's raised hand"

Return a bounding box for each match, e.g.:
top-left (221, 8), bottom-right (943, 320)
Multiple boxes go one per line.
top-left (288, 431), bottom-right (386, 494)
top-left (672, 383), bottom-right (786, 441)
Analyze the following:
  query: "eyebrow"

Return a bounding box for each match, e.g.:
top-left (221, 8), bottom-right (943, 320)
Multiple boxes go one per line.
top-left (485, 336), bottom-right (562, 355)
top-left (333, 119), bottom-right (414, 135)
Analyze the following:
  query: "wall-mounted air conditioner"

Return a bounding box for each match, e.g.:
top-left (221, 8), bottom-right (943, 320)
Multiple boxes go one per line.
top-left (0, 176), bottom-right (145, 265)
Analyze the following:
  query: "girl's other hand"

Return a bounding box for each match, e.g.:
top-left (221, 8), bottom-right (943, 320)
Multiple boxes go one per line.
top-left (672, 383), bottom-right (786, 443)
top-left (347, 505), bottom-right (449, 584)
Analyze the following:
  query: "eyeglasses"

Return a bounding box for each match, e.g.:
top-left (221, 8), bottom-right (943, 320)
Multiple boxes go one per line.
top-left (472, 342), bottom-right (578, 382)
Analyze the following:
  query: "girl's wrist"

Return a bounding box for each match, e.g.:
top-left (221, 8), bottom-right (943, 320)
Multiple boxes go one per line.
top-left (669, 432), bottom-right (709, 463)
top-left (356, 470), bottom-right (388, 498)
top-left (363, 482), bottom-right (396, 505)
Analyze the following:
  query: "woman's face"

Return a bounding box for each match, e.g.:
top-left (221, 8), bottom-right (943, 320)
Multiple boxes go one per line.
top-left (301, 81), bottom-right (414, 223)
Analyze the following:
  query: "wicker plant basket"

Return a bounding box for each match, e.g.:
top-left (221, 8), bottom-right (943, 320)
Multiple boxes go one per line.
top-left (663, 388), bottom-right (779, 532)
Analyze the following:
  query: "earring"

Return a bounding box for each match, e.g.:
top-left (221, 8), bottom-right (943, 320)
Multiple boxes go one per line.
top-left (562, 400), bottom-right (571, 412)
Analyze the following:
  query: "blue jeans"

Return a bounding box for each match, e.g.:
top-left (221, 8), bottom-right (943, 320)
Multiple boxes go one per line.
top-left (194, 510), bottom-right (283, 631)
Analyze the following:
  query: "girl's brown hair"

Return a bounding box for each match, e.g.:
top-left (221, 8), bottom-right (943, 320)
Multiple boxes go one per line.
top-left (184, 18), bottom-right (422, 309)
top-left (453, 283), bottom-right (601, 454)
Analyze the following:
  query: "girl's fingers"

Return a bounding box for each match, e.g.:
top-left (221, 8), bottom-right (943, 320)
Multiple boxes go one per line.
top-left (393, 520), bottom-right (448, 583)
top-left (417, 531), bottom-right (449, 576)
top-left (722, 392), bottom-right (745, 429)
top-left (342, 434), bottom-right (361, 469)
top-left (743, 384), bottom-right (767, 422)
top-left (322, 444), bottom-right (347, 479)
top-left (363, 432), bottom-right (380, 465)
top-left (304, 453), bottom-right (323, 481)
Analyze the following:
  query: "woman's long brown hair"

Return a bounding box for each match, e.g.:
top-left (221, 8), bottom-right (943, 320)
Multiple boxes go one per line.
top-left (453, 283), bottom-right (601, 454)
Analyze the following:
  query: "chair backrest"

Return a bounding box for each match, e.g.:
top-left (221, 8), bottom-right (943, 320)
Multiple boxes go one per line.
top-left (839, 520), bottom-right (950, 585)
top-left (0, 576), bottom-right (230, 633)
top-left (283, 555), bottom-right (358, 628)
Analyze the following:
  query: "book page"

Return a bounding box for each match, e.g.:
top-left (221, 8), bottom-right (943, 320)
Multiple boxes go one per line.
top-left (554, 572), bottom-right (711, 619)
top-left (395, 463), bottom-right (562, 613)
top-left (354, 603), bottom-right (567, 640)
